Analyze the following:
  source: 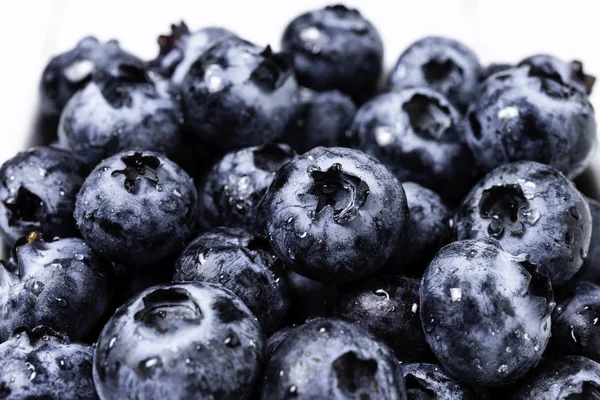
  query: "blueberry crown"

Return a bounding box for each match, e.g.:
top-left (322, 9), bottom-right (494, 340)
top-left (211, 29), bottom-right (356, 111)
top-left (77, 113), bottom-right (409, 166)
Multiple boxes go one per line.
top-left (111, 152), bottom-right (161, 193)
top-left (250, 46), bottom-right (294, 92)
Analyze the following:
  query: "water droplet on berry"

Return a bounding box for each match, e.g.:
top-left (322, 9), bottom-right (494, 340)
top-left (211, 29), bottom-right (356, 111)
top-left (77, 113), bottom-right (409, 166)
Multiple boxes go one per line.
top-left (224, 332), bottom-right (240, 347)
top-left (108, 337), bottom-right (117, 348)
top-left (74, 253), bottom-right (84, 261)
top-left (374, 289), bottom-right (390, 300)
top-left (449, 287), bottom-right (462, 301)
top-left (25, 362), bottom-right (36, 381)
top-left (56, 298), bottom-right (68, 307)
top-left (31, 281), bottom-right (44, 295)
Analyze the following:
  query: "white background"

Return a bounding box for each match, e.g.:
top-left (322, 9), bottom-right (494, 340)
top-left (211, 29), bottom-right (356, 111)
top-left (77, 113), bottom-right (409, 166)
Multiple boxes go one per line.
top-left (0, 0), bottom-right (599, 172)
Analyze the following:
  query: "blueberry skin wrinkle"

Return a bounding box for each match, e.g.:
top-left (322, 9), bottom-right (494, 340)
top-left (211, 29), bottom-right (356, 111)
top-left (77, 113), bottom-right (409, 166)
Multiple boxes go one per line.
top-left (402, 363), bottom-right (479, 400)
top-left (281, 4), bottom-right (384, 103)
top-left (388, 36), bottom-right (482, 111)
top-left (74, 150), bottom-right (197, 267)
top-left (0, 236), bottom-right (113, 342)
top-left (455, 161), bottom-right (592, 286)
top-left (465, 66), bottom-right (597, 179)
top-left (182, 36), bottom-right (298, 151)
top-left (0, 327), bottom-right (98, 400)
top-left (93, 282), bottom-right (264, 400)
top-left (260, 318), bottom-right (407, 399)
top-left (258, 146), bottom-right (408, 284)
top-left (420, 238), bottom-right (555, 387)
top-left (173, 227), bottom-right (289, 333)
top-left (511, 355), bottom-right (600, 399)
top-left (0, 146), bottom-right (86, 247)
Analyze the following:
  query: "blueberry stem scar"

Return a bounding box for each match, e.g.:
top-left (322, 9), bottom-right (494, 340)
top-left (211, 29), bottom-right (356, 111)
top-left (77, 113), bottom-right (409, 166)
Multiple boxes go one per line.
top-left (111, 152), bottom-right (161, 193)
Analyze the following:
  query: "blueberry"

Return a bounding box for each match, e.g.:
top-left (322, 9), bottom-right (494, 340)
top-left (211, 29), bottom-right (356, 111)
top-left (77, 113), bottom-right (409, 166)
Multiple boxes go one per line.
top-left (511, 355), bottom-right (600, 399)
top-left (403, 363), bottom-right (478, 399)
top-left (266, 326), bottom-right (295, 358)
top-left (93, 282), bottom-right (264, 400)
top-left (74, 150), bottom-right (197, 266)
top-left (173, 227), bottom-right (289, 333)
top-left (455, 161), bottom-right (592, 285)
top-left (150, 21), bottom-right (236, 85)
top-left (40, 36), bottom-right (142, 119)
top-left (551, 280), bottom-right (600, 362)
top-left (197, 143), bottom-right (295, 230)
top-left (258, 146), bottom-right (408, 284)
top-left (283, 89), bottom-right (356, 153)
top-left (285, 270), bottom-right (339, 323)
top-left (0, 147), bottom-right (86, 247)
top-left (518, 54), bottom-right (595, 95)
top-left (281, 5), bottom-right (383, 103)
top-left (58, 62), bottom-right (185, 168)
top-left (465, 66), bottom-right (597, 178)
top-left (383, 182), bottom-right (453, 277)
top-left (334, 275), bottom-right (432, 362)
top-left (420, 238), bottom-right (555, 387)
top-left (182, 36), bottom-right (298, 150)
top-left (388, 36), bottom-right (481, 111)
top-left (260, 318), bottom-right (406, 399)
top-left (0, 326), bottom-right (97, 400)
top-left (480, 63), bottom-right (512, 82)
top-left (350, 88), bottom-right (476, 202)
top-left (575, 197), bottom-right (600, 282)
top-left (0, 234), bottom-right (113, 342)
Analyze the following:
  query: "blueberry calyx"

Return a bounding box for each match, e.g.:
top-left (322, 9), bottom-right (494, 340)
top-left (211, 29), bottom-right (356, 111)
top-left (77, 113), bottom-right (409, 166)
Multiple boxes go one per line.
top-left (149, 21), bottom-right (190, 73)
top-left (325, 4), bottom-right (360, 17)
top-left (251, 46), bottom-right (294, 92)
top-left (570, 60), bottom-right (596, 95)
top-left (331, 351), bottom-right (378, 397)
top-left (3, 187), bottom-right (44, 228)
top-left (133, 287), bottom-right (203, 334)
top-left (98, 63), bottom-right (152, 108)
top-left (422, 58), bottom-right (464, 90)
top-left (478, 184), bottom-right (539, 238)
top-left (527, 65), bottom-right (577, 100)
top-left (518, 260), bottom-right (555, 318)
top-left (111, 152), bottom-right (161, 193)
top-left (402, 93), bottom-right (452, 140)
top-left (307, 163), bottom-right (369, 224)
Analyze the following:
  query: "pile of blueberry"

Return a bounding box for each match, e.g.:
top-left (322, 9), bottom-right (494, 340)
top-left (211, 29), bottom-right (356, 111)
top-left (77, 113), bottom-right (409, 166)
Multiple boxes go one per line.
top-left (2, 4), bottom-right (600, 399)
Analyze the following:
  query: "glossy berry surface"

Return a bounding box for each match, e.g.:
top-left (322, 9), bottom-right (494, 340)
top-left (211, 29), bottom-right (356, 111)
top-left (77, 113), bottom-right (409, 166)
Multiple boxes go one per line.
top-left (518, 54), bottom-right (595, 95)
top-left (455, 161), bottom-right (592, 285)
top-left (182, 36), bottom-right (298, 150)
top-left (281, 5), bottom-right (383, 103)
top-left (260, 318), bottom-right (406, 399)
top-left (283, 89), bottom-right (356, 153)
top-left (197, 143), bottom-right (295, 231)
top-left (258, 146), bottom-right (408, 284)
top-left (150, 22), bottom-right (235, 84)
top-left (173, 227), bottom-right (289, 333)
top-left (403, 363), bottom-right (478, 399)
top-left (94, 282), bottom-right (264, 400)
top-left (40, 36), bottom-right (142, 118)
top-left (511, 356), bottom-right (600, 399)
top-left (75, 150), bottom-right (197, 266)
top-left (350, 88), bottom-right (476, 202)
top-left (465, 66), bottom-right (597, 178)
top-left (575, 197), bottom-right (600, 283)
top-left (0, 327), bottom-right (97, 400)
top-left (58, 62), bottom-right (184, 167)
top-left (0, 147), bottom-right (86, 247)
top-left (383, 182), bottom-right (453, 277)
top-left (388, 36), bottom-right (481, 111)
top-left (420, 238), bottom-right (555, 387)
top-left (334, 274), bottom-right (431, 362)
top-left (0, 235), bottom-right (113, 342)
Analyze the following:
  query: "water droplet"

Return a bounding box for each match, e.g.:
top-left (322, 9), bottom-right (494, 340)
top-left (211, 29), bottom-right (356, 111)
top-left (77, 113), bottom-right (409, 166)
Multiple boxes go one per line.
top-left (411, 303), bottom-right (418, 314)
top-left (74, 253), bottom-right (84, 261)
top-left (109, 337), bottom-right (117, 348)
top-left (375, 126), bottom-right (395, 147)
top-left (520, 209), bottom-right (541, 225)
top-left (185, 358), bottom-right (191, 365)
top-left (31, 281), bottom-right (44, 295)
top-left (505, 346), bottom-right (512, 353)
top-left (298, 231), bottom-right (307, 238)
top-left (204, 64), bottom-right (225, 92)
top-left (50, 263), bottom-right (63, 269)
top-left (534, 344), bottom-right (540, 352)
top-left (224, 333), bottom-right (240, 347)
top-left (523, 333), bottom-right (530, 341)
top-left (287, 217), bottom-right (294, 224)
top-left (448, 218), bottom-right (454, 228)
top-left (374, 289), bottom-right (390, 300)
top-left (56, 298), bottom-right (67, 307)
top-left (59, 190), bottom-right (65, 196)
top-left (497, 106), bottom-right (519, 119)
top-left (279, 370), bottom-right (285, 377)
top-left (198, 253), bottom-right (206, 266)
top-left (594, 317), bottom-right (598, 325)
top-left (498, 364), bottom-right (508, 374)
top-left (570, 325), bottom-right (578, 342)
top-left (25, 362), bottom-right (36, 381)
top-left (449, 288), bottom-right (462, 301)
top-left (288, 385), bottom-right (298, 396)
top-left (173, 189), bottom-right (181, 198)
top-left (319, 327), bottom-right (327, 334)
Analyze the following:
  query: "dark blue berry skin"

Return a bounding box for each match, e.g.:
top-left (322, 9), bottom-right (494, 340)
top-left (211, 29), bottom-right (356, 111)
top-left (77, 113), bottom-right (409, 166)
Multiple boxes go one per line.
top-left (403, 363), bottom-right (478, 399)
top-left (58, 62), bottom-right (185, 168)
top-left (480, 63), bottom-right (512, 82)
top-left (283, 89), bottom-right (356, 153)
top-left (260, 318), bottom-right (406, 399)
top-left (40, 36), bottom-right (142, 119)
top-left (388, 36), bottom-right (481, 111)
top-left (383, 182), bottom-right (453, 277)
top-left (0, 327), bottom-right (98, 400)
top-left (518, 54), bottom-right (595, 95)
top-left (93, 282), bottom-right (264, 400)
top-left (350, 88), bottom-right (476, 202)
top-left (511, 356), bottom-right (600, 399)
top-left (420, 238), bottom-right (555, 387)
top-left (551, 280), bottom-right (600, 362)
top-left (281, 5), bottom-right (383, 104)
top-left (465, 66), bottom-right (597, 179)
top-left (182, 36), bottom-right (298, 151)
top-left (173, 227), bottom-right (289, 333)
top-left (285, 270), bottom-right (339, 323)
top-left (455, 161), bottom-right (592, 286)
top-left (0, 236), bottom-right (113, 343)
top-left (334, 275), bottom-right (432, 362)
top-left (266, 326), bottom-right (295, 358)
top-left (258, 146), bottom-right (408, 284)
top-left (150, 22), bottom-right (236, 85)
top-left (0, 147), bottom-right (86, 247)
top-left (74, 150), bottom-right (197, 267)
top-left (575, 197), bottom-right (600, 283)
top-left (197, 143), bottom-right (295, 231)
